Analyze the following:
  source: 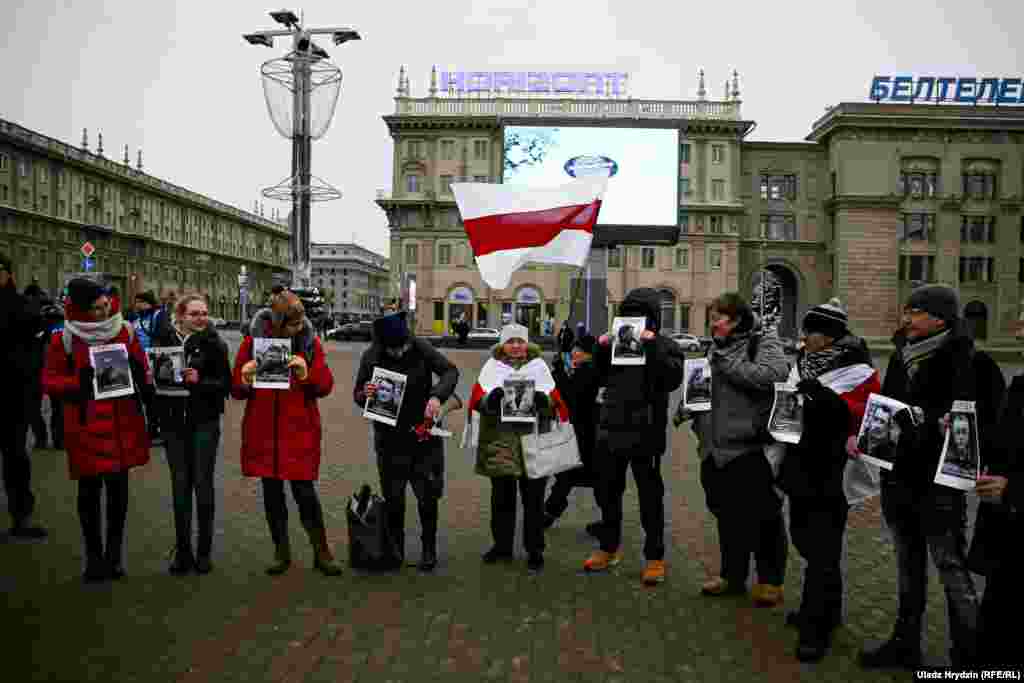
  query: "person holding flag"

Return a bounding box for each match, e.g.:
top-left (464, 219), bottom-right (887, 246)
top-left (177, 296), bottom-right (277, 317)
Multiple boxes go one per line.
top-left (468, 323), bottom-right (569, 574)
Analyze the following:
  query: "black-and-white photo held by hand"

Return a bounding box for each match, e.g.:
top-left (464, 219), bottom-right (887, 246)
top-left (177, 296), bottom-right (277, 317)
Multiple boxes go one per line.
top-left (147, 346), bottom-right (188, 397)
top-left (935, 400), bottom-right (980, 490)
top-left (682, 358), bottom-right (712, 411)
top-left (768, 382), bottom-right (803, 444)
top-left (855, 393), bottom-right (914, 471)
top-left (89, 343), bottom-right (135, 399)
top-left (501, 375), bottom-right (537, 423)
top-left (363, 367), bottom-right (407, 427)
top-left (611, 316), bottom-right (646, 365)
top-left (252, 337), bottom-right (292, 390)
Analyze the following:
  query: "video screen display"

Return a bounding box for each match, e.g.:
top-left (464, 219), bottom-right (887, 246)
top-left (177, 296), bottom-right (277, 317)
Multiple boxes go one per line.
top-left (502, 126), bottom-right (678, 226)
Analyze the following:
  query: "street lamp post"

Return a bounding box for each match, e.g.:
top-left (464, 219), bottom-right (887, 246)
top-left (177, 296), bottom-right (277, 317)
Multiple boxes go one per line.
top-left (243, 10), bottom-right (360, 288)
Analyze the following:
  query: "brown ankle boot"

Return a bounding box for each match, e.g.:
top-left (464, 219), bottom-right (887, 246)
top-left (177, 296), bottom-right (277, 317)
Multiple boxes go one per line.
top-left (310, 528), bottom-right (342, 576)
top-left (266, 539), bottom-right (291, 576)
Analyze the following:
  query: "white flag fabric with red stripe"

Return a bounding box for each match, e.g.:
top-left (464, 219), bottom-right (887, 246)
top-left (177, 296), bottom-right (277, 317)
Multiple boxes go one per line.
top-left (468, 356), bottom-right (570, 422)
top-left (452, 177), bottom-right (607, 290)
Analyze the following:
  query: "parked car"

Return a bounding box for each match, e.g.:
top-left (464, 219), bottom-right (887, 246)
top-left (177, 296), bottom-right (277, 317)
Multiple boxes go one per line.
top-left (330, 321), bottom-right (373, 341)
top-left (669, 333), bottom-right (702, 352)
top-left (466, 327), bottom-right (500, 343)
top-left (210, 317), bottom-right (227, 328)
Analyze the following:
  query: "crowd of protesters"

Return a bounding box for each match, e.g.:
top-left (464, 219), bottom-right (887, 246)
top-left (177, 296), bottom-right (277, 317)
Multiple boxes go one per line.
top-left (3, 243), bottom-right (1022, 669)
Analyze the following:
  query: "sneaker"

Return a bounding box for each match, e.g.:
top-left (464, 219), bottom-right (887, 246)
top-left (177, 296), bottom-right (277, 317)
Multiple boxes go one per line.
top-left (641, 560), bottom-right (666, 585)
top-left (752, 583), bottom-right (784, 608)
top-left (482, 547), bottom-right (514, 564)
top-left (701, 576), bottom-right (745, 596)
top-left (582, 549), bottom-right (623, 572)
top-left (527, 553), bottom-right (544, 573)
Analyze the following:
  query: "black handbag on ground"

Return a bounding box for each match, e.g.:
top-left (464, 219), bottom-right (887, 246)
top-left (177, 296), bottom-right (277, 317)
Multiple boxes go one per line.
top-left (346, 484), bottom-right (402, 570)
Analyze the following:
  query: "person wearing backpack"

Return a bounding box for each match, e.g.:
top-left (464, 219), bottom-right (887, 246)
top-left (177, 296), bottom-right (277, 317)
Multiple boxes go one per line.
top-left (353, 310), bottom-right (459, 572)
top-left (151, 294), bottom-right (232, 576)
top-left (42, 277), bottom-right (153, 582)
top-left (684, 292), bottom-right (790, 604)
top-left (233, 288), bottom-right (339, 576)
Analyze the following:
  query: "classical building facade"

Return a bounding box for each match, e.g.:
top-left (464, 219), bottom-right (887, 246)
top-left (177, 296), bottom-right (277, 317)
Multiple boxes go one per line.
top-left (310, 241), bottom-right (389, 318)
top-left (0, 118), bottom-right (291, 318)
top-left (376, 71), bottom-right (1024, 345)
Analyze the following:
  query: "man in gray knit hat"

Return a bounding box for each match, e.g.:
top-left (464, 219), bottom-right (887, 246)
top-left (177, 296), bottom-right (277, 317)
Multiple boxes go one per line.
top-left (859, 284), bottom-right (1004, 670)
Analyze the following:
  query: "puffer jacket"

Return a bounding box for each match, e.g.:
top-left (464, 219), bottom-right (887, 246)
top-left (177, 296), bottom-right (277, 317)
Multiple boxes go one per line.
top-left (593, 288), bottom-right (685, 455)
top-left (150, 323), bottom-right (232, 428)
top-left (473, 343), bottom-right (561, 478)
top-left (691, 323), bottom-right (790, 467)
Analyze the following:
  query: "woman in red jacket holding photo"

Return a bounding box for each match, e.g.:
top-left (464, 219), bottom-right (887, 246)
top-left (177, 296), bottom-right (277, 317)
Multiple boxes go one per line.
top-left (232, 289), bottom-right (339, 576)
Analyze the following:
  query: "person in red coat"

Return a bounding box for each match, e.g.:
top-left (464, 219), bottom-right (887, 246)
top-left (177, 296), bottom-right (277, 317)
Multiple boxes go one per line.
top-left (42, 278), bottom-right (152, 582)
top-left (232, 288), bottom-right (339, 576)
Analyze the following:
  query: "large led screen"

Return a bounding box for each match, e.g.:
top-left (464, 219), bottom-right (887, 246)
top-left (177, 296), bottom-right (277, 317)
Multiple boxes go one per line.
top-left (502, 126), bottom-right (678, 226)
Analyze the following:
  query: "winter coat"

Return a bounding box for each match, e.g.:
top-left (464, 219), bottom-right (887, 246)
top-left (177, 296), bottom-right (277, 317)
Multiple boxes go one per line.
top-left (352, 337), bottom-right (459, 462)
top-left (150, 324), bottom-right (232, 429)
top-left (471, 343), bottom-right (565, 478)
top-left (231, 311), bottom-right (334, 481)
top-left (880, 327), bottom-right (1005, 491)
top-left (552, 356), bottom-right (601, 481)
top-left (593, 288), bottom-right (685, 456)
top-left (777, 335), bottom-right (881, 501)
top-left (42, 324), bottom-right (152, 479)
top-left (0, 286), bottom-right (42, 387)
top-left (691, 325), bottom-right (790, 468)
top-left (968, 373), bottom-right (1024, 576)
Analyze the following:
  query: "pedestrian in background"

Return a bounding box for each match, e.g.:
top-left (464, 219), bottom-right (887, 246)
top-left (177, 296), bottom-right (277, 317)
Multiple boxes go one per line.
top-left (40, 295), bottom-right (66, 450)
top-left (43, 278), bottom-right (152, 581)
top-left (557, 321), bottom-right (575, 373)
top-left (233, 289), bottom-right (340, 576)
top-left (131, 290), bottom-right (162, 352)
top-left (0, 252), bottom-right (48, 538)
top-left (152, 294), bottom-right (231, 576)
top-left (353, 310), bottom-right (459, 571)
top-left (582, 288), bottom-right (683, 586)
top-left (23, 283), bottom-right (51, 450)
top-left (776, 299), bottom-right (881, 662)
top-left (688, 293), bottom-right (790, 604)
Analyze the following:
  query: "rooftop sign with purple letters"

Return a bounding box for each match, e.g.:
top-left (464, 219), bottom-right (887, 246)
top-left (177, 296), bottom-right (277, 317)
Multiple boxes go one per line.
top-left (440, 71), bottom-right (628, 96)
top-left (870, 76), bottom-right (1024, 104)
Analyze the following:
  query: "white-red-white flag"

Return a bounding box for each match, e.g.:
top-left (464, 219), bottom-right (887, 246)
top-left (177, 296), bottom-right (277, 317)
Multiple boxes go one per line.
top-left (452, 177), bottom-right (607, 289)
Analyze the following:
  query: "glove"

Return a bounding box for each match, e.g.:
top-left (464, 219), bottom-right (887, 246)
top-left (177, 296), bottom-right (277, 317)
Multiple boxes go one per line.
top-left (485, 388), bottom-right (505, 415)
top-left (795, 378), bottom-right (825, 397)
top-left (78, 367), bottom-right (96, 402)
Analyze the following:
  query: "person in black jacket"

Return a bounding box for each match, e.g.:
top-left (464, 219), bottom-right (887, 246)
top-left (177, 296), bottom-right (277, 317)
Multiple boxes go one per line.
top-left (151, 294), bottom-right (232, 575)
top-left (969, 317), bottom-right (1024, 667)
top-left (0, 253), bottom-right (47, 538)
top-left (582, 288), bottom-right (684, 585)
top-left (353, 311), bottom-right (459, 571)
top-left (22, 284), bottom-right (51, 449)
top-left (859, 285), bottom-right (1005, 670)
top-left (544, 333), bottom-right (604, 534)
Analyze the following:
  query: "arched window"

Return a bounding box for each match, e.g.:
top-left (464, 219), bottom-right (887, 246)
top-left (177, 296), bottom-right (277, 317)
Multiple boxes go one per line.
top-left (964, 301), bottom-right (988, 341)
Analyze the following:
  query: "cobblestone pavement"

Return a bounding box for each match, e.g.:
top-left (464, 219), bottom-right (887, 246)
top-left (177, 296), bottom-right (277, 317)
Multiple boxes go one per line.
top-left (2, 340), bottom-right (981, 682)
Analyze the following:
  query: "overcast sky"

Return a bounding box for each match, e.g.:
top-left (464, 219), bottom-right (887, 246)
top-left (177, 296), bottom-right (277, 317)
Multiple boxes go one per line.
top-left (2, 0), bottom-right (1020, 258)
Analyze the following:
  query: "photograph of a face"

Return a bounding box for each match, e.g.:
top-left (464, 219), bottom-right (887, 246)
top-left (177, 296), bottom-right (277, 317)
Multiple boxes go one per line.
top-left (89, 343), bottom-right (135, 400)
top-left (683, 358), bottom-right (711, 412)
top-left (768, 383), bottom-right (803, 444)
top-left (253, 338), bottom-right (292, 390)
top-left (501, 375), bottom-right (537, 423)
top-left (148, 346), bottom-right (188, 397)
top-left (364, 367), bottom-right (408, 427)
top-left (935, 400), bottom-right (980, 490)
top-left (611, 316), bottom-right (646, 366)
top-left (856, 393), bottom-right (915, 471)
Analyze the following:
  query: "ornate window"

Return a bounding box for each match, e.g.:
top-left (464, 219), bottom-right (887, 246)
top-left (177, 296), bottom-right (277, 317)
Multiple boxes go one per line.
top-left (960, 216), bottom-right (996, 243)
top-left (899, 213), bottom-right (935, 242)
top-left (760, 174), bottom-right (797, 201)
top-left (760, 214), bottom-right (797, 240)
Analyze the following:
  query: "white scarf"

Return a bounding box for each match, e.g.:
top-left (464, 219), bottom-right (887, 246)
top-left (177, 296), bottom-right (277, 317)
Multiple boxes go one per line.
top-left (64, 313), bottom-right (126, 346)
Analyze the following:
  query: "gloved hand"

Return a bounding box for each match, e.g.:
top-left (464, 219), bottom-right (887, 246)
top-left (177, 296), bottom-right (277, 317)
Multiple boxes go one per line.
top-left (484, 387), bottom-right (505, 415)
top-left (78, 367), bottom-right (96, 402)
top-left (795, 378), bottom-right (825, 397)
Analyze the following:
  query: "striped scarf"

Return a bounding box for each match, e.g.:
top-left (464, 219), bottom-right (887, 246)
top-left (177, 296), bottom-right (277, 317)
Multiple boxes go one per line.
top-left (899, 329), bottom-right (950, 383)
top-left (798, 345), bottom-right (845, 380)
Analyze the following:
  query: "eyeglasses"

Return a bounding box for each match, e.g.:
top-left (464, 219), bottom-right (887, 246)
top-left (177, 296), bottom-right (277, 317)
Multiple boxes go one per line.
top-left (186, 311), bottom-right (209, 317)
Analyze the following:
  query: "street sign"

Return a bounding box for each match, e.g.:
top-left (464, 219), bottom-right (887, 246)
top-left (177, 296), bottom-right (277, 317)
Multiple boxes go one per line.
top-left (82, 257), bottom-right (95, 272)
top-left (80, 242), bottom-right (95, 258)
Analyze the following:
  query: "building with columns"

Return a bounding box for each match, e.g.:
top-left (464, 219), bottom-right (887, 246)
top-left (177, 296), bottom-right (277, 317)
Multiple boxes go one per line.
top-left (0, 118), bottom-right (291, 318)
top-left (376, 68), bottom-right (1024, 346)
top-left (310, 241), bottom-right (389, 318)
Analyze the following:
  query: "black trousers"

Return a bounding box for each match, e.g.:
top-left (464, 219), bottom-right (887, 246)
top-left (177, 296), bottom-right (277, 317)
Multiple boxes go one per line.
top-left (978, 563), bottom-right (1024, 667)
top-left (1, 412), bottom-right (35, 524)
top-left (165, 420), bottom-right (220, 559)
top-left (545, 466), bottom-right (597, 519)
top-left (261, 479), bottom-right (325, 545)
top-left (595, 444), bottom-right (666, 560)
top-left (377, 451), bottom-right (443, 559)
top-left (49, 398), bottom-right (63, 449)
top-left (700, 452), bottom-right (788, 585)
top-left (789, 496), bottom-right (849, 628)
top-left (78, 472), bottom-right (129, 564)
top-left (490, 475), bottom-right (547, 555)
top-left (26, 385), bottom-right (47, 447)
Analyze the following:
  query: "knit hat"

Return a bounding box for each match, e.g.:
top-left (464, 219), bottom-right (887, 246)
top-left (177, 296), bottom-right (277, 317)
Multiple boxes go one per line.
top-left (906, 284), bottom-right (961, 324)
top-left (802, 298), bottom-right (849, 339)
top-left (500, 323), bottom-right (529, 345)
top-left (67, 277), bottom-right (106, 310)
top-left (373, 311), bottom-right (410, 348)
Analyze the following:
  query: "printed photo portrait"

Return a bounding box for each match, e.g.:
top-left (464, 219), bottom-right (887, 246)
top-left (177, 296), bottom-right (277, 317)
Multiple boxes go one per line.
top-left (364, 367), bottom-right (408, 427)
top-left (148, 346), bottom-right (187, 396)
top-left (768, 383), bottom-right (803, 444)
top-left (501, 377), bottom-right (537, 423)
top-left (935, 401), bottom-right (980, 490)
top-left (611, 316), bottom-right (647, 366)
top-left (253, 338), bottom-right (292, 390)
top-left (683, 358), bottom-right (711, 411)
top-left (89, 343), bottom-right (135, 400)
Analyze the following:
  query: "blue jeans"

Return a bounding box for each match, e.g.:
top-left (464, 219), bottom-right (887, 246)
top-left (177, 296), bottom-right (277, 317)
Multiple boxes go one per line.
top-left (881, 477), bottom-right (978, 662)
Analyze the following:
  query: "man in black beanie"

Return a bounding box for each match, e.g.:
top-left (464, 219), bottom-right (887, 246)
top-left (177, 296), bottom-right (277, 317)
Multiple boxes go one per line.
top-left (353, 312), bottom-right (459, 571)
top-left (859, 284), bottom-right (1004, 670)
top-left (0, 251), bottom-right (48, 537)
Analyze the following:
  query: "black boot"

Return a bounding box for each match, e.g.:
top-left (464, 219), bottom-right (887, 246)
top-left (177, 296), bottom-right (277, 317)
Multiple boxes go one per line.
top-left (858, 621), bottom-right (921, 669)
top-left (418, 542), bottom-right (437, 572)
top-left (169, 546), bottom-right (195, 576)
top-left (82, 553), bottom-right (109, 583)
top-left (482, 546), bottom-right (514, 563)
top-left (796, 624), bottom-right (832, 662)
